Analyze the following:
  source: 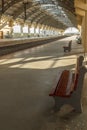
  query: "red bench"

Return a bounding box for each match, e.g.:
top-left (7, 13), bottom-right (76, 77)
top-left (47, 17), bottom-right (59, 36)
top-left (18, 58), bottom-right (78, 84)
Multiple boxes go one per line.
top-left (49, 55), bottom-right (86, 112)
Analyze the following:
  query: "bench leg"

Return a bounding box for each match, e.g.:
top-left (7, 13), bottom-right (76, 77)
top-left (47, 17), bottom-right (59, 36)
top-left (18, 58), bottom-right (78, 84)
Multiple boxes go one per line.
top-left (64, 48), bottom-right (70, 52)
top-left (53, 97), bottom-right (67, 111)
top-left (68, 49), bottom-right (71, 52)
top-left (64, 49), bottom-right (65, 52)
top-left (72, 102), bottom-right (82, 113)
top-left (64, 48), bottom-right (66, 52)
top-left (63, 47), bottom-right (67, 52)
top-left (53, 95), bottom-right (82, 113)
top-left (70, 96), bottom-right (82, 113)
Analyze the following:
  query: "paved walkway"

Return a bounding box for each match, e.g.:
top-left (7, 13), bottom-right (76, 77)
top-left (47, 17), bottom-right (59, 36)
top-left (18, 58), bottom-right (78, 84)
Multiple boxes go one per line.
top-left (0, 36), bottom-right (87, 130)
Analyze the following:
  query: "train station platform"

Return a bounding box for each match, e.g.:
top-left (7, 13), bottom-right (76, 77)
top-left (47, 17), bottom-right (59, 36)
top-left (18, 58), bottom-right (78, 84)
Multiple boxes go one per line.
top-left (0, 36), bottom-right (87, 130)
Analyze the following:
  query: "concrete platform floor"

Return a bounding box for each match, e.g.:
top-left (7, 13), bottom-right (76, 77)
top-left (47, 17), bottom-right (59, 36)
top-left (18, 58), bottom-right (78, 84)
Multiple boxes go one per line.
top-left (0, 36), bottom-right (87, 130)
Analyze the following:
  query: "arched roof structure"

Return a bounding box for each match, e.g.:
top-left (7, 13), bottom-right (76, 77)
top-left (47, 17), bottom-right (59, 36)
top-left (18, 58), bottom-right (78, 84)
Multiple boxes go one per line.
top-left (0, 0), bottom-right (76, 30)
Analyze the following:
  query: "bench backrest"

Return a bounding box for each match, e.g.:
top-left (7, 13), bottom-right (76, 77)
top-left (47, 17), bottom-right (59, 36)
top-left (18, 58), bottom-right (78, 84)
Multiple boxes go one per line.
top-left (75, 65), bottom-right (86, 95)
top-left (73, 55), bottom-right (84, 90)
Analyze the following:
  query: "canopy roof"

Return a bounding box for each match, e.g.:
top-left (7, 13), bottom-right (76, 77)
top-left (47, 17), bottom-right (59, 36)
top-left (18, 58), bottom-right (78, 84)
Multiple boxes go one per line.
top-left (0, 0), bottom-right (76, 29)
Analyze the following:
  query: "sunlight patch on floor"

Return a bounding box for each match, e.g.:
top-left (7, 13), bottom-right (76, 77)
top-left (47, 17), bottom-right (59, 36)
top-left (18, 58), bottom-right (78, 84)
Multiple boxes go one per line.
top-left (0, 58), bottom-right (24, 64)
top-left (10, 64), bottom-right (22, 68)
top-left (10, 60), bottom-right (54, 69)
top-left (9, 56), bottom-right (76, 69)
top-left (0, 59), bottom-right (7, 63)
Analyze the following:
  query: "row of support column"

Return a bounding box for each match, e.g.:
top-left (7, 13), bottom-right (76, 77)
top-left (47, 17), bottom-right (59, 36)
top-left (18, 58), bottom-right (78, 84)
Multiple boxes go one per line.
top-left (13, 25), bottom-right (59, 37)
top-left (0, 17), bottom-right (62, 38)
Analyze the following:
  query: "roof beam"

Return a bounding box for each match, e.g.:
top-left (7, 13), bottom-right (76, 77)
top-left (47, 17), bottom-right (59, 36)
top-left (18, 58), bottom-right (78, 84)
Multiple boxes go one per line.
top-left (13, 2), bottom-right (33, 19)
top-left (30, 12), bottom-right (44, 23)
top-left (75, 8), bottom-right (85, 16)
top-left (38, 16), bottom-right (66, 29)
top-left (19, 9), bottom-right (42, 22)
top-left (28, 11), bottom-right (42, 19)
top-left (0, 0), bottom-right (22, 14)
top-left (75, 0), bottom-right (87, 11)
top-left (34, 14), bottom-right (46, 23)
top-left (58, 0), bottom-right (75, 14)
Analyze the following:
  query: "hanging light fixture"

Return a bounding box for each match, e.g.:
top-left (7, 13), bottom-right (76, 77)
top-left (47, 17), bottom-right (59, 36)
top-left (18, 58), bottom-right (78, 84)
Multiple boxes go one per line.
top-left (0, 0), bottom-right (4, 24)
top-left (1, 0), bottom-right (4, 14)
top-left (23, 0), bottom-right (28, 21)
